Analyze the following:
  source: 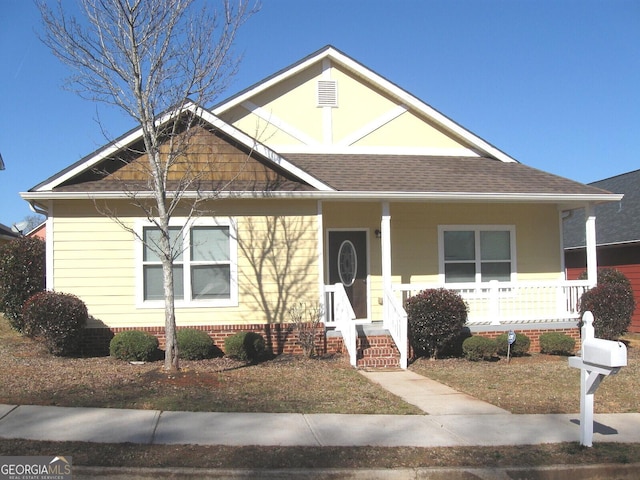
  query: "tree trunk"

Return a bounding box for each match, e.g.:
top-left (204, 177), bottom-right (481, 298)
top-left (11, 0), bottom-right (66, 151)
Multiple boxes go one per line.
top-left (159, 223), bottom-right (179, 371)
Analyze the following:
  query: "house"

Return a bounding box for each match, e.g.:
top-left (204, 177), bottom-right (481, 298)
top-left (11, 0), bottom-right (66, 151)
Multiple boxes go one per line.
top-left (21, 46), bottom-right (621, 367)
top-left (564, 169), bottom-right (640, 333)
top-left (0, 223), bottom-right (19, 245)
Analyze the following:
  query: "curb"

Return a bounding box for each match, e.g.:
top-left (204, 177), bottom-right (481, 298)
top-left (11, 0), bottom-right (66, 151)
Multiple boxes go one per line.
top-left (75, 463), bottom-right (640, 479)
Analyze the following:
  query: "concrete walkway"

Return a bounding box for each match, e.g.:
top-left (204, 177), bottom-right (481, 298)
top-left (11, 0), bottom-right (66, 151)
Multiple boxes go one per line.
top-left (1, 368), bottom-right (640, 447)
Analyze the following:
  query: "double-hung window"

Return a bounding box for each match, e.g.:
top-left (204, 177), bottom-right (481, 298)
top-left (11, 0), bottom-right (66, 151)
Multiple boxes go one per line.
top-left (439, 226), bottom-right (515, 284)
top-left (138, 218), bottom-right (237, 307)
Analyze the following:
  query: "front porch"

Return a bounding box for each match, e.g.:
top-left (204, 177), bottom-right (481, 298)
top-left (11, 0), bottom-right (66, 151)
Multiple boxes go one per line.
top-left (326, 279), bottom-right (590, 369)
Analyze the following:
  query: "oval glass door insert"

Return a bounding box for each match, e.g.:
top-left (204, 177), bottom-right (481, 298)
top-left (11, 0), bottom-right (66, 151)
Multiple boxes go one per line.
top-left (337, 240), bottom-right (357, 287)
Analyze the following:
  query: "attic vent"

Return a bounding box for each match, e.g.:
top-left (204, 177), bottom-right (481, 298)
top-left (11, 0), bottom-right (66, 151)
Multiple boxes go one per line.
top-left (317, 80), bottom-right (338, 107)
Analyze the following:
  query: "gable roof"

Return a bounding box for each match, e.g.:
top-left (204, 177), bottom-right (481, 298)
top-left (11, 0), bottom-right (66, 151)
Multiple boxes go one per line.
top-left (564, 169), bottom-right (640, 249)
top-left (0, 223), bottom-right (19, 242)
top-left (22, 47), bottom-right (622, 209)
top-left (27, 102), bottom-right (334, 195)
top-left (213, 45), bottom-right (517, 163)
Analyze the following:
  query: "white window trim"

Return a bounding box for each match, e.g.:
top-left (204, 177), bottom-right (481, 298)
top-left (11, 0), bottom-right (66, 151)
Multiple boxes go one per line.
top-left (438, 225), bottom-right (517, 284)
top-left (135, 217), bottom-right (238, 309)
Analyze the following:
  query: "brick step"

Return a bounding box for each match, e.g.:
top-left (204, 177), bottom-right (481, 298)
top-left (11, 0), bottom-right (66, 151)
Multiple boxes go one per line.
top-left (355, 333), bottom-right (401, 369)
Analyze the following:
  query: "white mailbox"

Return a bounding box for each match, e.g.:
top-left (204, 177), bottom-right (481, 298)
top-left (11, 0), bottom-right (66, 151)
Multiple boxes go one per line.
top-left (582, 338), bottom-right (627, 368)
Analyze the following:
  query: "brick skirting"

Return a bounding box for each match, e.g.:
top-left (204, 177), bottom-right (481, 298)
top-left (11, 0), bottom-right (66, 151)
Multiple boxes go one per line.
top-left (81, 322), bottom-right (341, 358)
top-left (473, 327), bottom-right (582, 352)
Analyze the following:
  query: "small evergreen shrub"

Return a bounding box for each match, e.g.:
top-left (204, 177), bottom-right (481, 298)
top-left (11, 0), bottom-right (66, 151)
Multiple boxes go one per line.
top-left (224, 331), bottom-right (265, 362)
top-left (539, 332), bottom-right (576, 355)
top-left (578, 267), bottom-right (632, 287)
top-left (462, 336), bottom-right (496, 361)
top-left (22, 291), bottom-right (88, 356)
top-left (177, 328), bottom-right (217, 360)
top-left (110, 330), bottom-right (159, 361)
top-left (579, 278), bottom-right (635, 340)
top-left (495, 332), bottom-right (530, 356)
top-left (406, 288), bottom-right (468, 359)
top-left (0, 237), bottom-right (45, 332)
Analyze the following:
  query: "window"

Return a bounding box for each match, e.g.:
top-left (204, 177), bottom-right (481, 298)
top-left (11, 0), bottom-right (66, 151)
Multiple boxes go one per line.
top-left (439, 226), bottom-right (515, 283)
top-left (138, 218), bottom-right (237, 307)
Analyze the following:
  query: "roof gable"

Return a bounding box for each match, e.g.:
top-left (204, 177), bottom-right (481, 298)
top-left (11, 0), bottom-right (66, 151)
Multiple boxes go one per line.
top-left (31, 103), bottom-right (333, 194)
top-left (213, 45), bottom-right (517, 162)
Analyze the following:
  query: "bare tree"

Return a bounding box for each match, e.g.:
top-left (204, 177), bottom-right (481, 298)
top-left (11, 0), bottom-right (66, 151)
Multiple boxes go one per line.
top-left (37, 0), bottom-right (258, 371)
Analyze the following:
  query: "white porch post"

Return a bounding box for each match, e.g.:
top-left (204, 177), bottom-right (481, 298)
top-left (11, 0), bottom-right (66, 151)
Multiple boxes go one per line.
top-left (317, 201), bottom-right (326, 318)
top-left (585, 203), bottom-right (598, 288)
top-left (381, 202), bottom-right (392, 320)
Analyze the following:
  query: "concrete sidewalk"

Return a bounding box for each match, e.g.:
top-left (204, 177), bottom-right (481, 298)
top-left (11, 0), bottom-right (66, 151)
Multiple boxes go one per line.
top-left (1, 403), bottom-right (640, 447)
top-left (1, 369), bottom-right (639, 448)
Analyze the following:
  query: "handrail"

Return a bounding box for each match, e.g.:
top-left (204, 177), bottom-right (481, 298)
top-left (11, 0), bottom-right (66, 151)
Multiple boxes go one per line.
top-left (393, 279), bottom-right (590, 325)
top-left (383, 287), bottom-right (408, 369)
top-left (327, 283), bottom-right (357, 367)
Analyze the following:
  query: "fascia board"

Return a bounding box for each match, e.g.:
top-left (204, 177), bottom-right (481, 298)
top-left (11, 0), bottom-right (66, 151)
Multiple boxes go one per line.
top-left (21, 190), bottom-right (623, 204)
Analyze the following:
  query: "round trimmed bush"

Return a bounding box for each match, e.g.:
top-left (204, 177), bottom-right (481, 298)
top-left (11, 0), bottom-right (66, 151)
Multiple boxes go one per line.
top-left (110, 330), bottom-right (159, 361)
top-left (495, 332), bottom-right (530, 357)
top-left (539, 332), bottom-right (576, 355)
top-left (462, 336), bottom-right (496, 361)
top-left (177, 328), bottom-right (216, 360)
top-left (224, 331), bottom-right (265, 362)
top-left (579, 283), bottom-right (635, 340)
top-left (22, 291), bottom-right (88, 356)
top-left (406, 288), bottom-right (468, 359)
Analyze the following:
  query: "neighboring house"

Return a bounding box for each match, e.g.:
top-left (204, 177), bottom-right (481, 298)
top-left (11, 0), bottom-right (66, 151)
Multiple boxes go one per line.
top-left (26, 221), bottom-right (46, 241)
top-left (21, 46), bottom-right (620, 367)
top-left (0, 223), bottom-right (19, 245)
top-left (564, 169), bottom-right (640, 333)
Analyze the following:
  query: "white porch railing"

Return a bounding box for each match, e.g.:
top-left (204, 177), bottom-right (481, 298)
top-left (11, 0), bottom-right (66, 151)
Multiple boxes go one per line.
top-left (325, 283), bottom-right (357, 367)
top-left (383, 287), bottom-right (408, 369)
top-left (393, 280), bottom-right (591, 325)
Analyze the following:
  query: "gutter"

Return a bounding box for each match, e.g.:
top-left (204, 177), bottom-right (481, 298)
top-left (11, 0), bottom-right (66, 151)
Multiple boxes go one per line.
top-left (20, 190), bottom-right (624, 205)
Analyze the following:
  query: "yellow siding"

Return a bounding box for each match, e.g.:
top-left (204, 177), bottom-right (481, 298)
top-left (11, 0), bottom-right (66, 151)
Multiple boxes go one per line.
top-left (390, 202), bottom-right (562, 284)
top-left (51, 199), bottom-right (320, 329)
top-left (220, 61), bottom-right (469, 152)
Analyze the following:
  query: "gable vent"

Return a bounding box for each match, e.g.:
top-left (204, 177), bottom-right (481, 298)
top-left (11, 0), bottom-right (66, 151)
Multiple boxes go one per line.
top-left (317, 80), bottom-right (338, 107)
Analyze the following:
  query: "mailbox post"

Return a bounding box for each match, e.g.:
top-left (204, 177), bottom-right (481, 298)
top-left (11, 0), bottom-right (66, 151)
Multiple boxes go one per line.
top-left (568, 311), bottom-right (627, 446)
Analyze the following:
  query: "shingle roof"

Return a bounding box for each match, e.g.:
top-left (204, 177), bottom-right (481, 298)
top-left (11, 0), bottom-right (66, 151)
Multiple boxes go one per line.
top-left (285, 154), bottom-right (611, 195)
top-left (564, 169), bottom-right (640, 248)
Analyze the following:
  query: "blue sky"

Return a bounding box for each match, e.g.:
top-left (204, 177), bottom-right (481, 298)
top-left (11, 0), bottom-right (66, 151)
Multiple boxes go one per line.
top-left (1, 0), bottom-right (639, 228)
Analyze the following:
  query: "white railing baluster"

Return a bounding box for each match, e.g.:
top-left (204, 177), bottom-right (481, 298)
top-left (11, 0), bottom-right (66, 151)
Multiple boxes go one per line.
top-left (328, 283), bottom-right (357, 367)
top-left (393, 280), bottom-right (590, 325)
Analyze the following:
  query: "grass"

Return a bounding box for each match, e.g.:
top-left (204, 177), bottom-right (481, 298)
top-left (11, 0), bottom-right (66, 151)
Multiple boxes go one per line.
top-left (1, 313), bottom-right (639, 471)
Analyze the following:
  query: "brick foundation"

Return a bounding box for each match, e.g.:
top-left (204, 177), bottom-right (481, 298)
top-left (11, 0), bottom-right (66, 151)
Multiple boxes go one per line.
top-left (81, 322), bottom-right (340, 358)
top-left (472, 327), bottom-right (582, 352)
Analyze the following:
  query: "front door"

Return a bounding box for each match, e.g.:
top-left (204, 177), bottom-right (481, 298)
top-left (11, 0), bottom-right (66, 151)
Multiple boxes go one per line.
top-left (328, 231), bottom-right (368, 319)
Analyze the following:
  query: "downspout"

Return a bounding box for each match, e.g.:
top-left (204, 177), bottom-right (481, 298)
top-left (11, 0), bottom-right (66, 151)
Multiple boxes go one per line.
top-left (585, 203), bottom-right (598, 288)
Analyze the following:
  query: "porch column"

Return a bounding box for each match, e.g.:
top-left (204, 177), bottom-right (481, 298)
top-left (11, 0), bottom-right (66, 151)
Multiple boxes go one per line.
top-left (585, 203), bottom-right (598, 287)
top-left (381, 202), bottom-right (392, 317)
top-left (317, 201), bottom-right (326, 316)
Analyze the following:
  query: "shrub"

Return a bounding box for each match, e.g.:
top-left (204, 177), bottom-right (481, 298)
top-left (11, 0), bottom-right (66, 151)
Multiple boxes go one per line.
top-left (495, 332), bottom-right (530, 356)
top-left (224, 331), bottom-right (266, 362)
top-left (0, 237), bottom-right (45, 332)
top-left (539, 332), bottom-right (576, 355)
top-left (22, 291), bottom-right (88, 356)
top-left (579, 270), bottom-right (635, 340)
top-left (110, 330), bottom-right (159, 361)
top-left (289, 302), bottom-right (323, 358)
top-left (177, 328), bottom-right (217, 360)
top-left (462, 336), bottom-right (496, 361)
top-left (406, 288), bottom-right (468, 359)
top-left (578, 267), bottom-right (632, 287)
